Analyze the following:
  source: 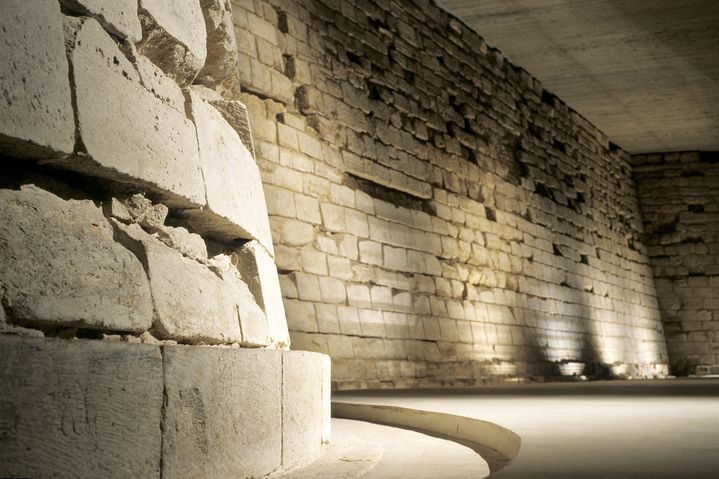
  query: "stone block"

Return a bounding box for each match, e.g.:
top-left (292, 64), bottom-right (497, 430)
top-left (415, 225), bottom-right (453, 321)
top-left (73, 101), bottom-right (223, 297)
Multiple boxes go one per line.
top-left (0, 336), bottom-right (163, 478)
top-left (282, 350), bottom-right (329, 469)
top-left (162, 345), bottom-right (282, 479)
top-left (113, 221), bottom-right (255, 345)
top-left (62, 17), bottom-right (205, 207)
top-left (196, 0), bottom-right (240, 95)
top-left (185, 88), bottom-right (274, 251)
top-left (0, 185), bottom-right (153, 332)
top-left (0, 0), bottom-right (74, 158)
top-left (236, 240), bottom-right (291, 348)
top-left (59, 0), bottom-right (142, 41)
top-left (137, 0), bottom-right (207, 85)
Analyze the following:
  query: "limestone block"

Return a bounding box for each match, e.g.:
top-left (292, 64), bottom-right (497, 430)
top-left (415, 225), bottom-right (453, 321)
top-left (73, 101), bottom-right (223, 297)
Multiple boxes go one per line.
top-left (62, 17), bottom-right (205, 207)
top-left (209, 254), bottom-right (270, 347)
top-left (0, 336), bottom-right (163, 478)
top-left (137, 0), bottom-right (207, 85)
top-left (184, 88), bottom-right (274, 252)
top-left (157, 226), bottom-right (208, 262)
top-left (236, 240), bottom-right (291, 348)
top-left (162, 346), bottom-right (282, 479)
top-left (282, 350), bottom-right (330, 469)
top-left (133, 53), bottom-right (188, 112)
top-left (0, 185), bottom-right (153, 332)
top-left (113, 221), bottom-right (245, 344)
top-left (0, 0), bottom-right (74, 158)
top-left (196, 0), bottom-right (240, 94)
top-left (59, 0), bottom-right (142, 41)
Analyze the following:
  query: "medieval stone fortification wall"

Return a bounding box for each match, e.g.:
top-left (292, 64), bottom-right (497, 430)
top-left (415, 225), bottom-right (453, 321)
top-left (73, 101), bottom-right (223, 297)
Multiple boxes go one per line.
top-left (632, 151), bottom-right (719, 376)
top-left (0, 1), bottom-right (328, 477)
top-left (231, 0), bottom-right (669, 389)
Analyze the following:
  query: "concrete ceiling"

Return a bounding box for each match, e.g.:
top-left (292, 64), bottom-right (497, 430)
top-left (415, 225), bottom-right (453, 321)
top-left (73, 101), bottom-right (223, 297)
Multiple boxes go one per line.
top-left (435, 0), bottom-right (719, 154)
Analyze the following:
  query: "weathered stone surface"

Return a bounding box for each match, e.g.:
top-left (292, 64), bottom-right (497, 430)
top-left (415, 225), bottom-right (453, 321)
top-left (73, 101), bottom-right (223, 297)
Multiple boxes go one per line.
top-left (162, 345), bottom-right (282, 479)
top-left (282, 350), bottom-right (328, 469)
top-left (184, 88), bottom-right (274, 251)
top-left (0, 185), bottom-right (153, 332)
top-left (137, 0), bottom-right (207, 85)
top-left (157, 226), bottom-right (209, 262)
top-left (210, 254), bottom-right (271, 347)
top-left (59, 0), bottom-right (142, 41)
top-left (321, 353), bottom-right (332, 443)
top-left (196, 0), bottom-right (240, 95)
top-left (236, 240), bottom-right (290, 348)
top-left (118, 193), bottom-right (169, 232)
top-left (113, 221), bottom-right (245, 344)
top-left (0, 336), bottom-right (163, 478)
top-left (133, 52), bottom-right (188, 112)
top-left (62, 17), bottom-right (205, 207)
top-left (209, 98), bottom-right (256, 158)
top-left (0, 0), bottom-right (74, 158)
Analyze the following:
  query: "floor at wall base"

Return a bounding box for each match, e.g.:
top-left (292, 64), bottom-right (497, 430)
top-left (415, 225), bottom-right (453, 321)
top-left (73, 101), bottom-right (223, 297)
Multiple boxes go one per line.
top-left (335, 379), bottom-right (719, 478)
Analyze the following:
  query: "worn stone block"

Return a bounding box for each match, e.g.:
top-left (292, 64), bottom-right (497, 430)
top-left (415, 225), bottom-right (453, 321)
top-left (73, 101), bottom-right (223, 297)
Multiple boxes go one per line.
top-left (196, 0), bottom-right (240, 95)
top-left (162, 345), bottom-right (282, 479)
top-left (0, 336), bottom-right (163, 478)
top-left (282, 350), bottom-right (329, 469)
top-left (62, 17), bottom-right (205, 207)
top-left (113, 221), bottom-right (246, 344)
top-left (137, 0), bottom-right (207, 85)
top-left (236, 240), bottom-right (291, 348)
top-left (0, 0), bottom-right (74, 158)
top-left (185, 88), bottom-right (274, 251)
top-left (59, 0), bottom-right (142, 41)
top-left (0, 185), bottom-right (153, 332)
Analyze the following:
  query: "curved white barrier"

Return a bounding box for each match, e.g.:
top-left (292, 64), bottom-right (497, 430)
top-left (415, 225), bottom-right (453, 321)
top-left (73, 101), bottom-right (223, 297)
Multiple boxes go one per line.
top-left (332, 401), bottom-right (521, 473)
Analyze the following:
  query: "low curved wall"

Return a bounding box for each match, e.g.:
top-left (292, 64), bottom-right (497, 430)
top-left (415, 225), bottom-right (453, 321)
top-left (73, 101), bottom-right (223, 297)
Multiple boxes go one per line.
top-left (332, 401), bottom-right (520, 473)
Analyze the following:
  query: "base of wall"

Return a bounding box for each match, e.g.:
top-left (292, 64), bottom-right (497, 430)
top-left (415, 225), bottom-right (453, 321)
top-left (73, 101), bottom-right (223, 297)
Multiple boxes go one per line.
top-left (0, 335), bottom-right (330, 479)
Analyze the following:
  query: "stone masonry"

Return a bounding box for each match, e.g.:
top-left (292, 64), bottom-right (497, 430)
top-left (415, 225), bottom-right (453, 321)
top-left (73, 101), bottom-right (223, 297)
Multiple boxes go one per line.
top-left (632, 152), bottom-right (719, 376)
top-left (0, 1), bottom-right (329, 477)
top-left (231, 0), bottom-right (669, 389)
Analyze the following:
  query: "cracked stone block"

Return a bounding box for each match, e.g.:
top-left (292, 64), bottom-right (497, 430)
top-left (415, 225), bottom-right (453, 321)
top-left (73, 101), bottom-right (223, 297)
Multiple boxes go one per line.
top-left (209, 254), bottom-right (270, 347)
top-left (60, 17), bottom-right (205, 207)
top-left (196, 0), bottom-right (240, 95)
top-left (0, 0), bottom-right (74, 159)
top-left (162, 345), bottom-right (282, 479)
top-left (0, 185), bottom-right (153, 332)
top-left (236, 240), bottom-right (290, 348)
top-left (0, 335), bottom-right (163, 478)
top-left (137, 0), bottom-right (207, 85)
top-left (59, 0), bottom-right (142, 41)
top-left (114, 221), bottom-right (267, 346)
top-left (183, 87), bottom-right (274, 252)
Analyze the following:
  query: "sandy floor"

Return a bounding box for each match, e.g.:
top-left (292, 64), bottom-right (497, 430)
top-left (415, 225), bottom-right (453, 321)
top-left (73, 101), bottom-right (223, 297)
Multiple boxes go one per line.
top-left (335, 378), bottom-right (719, 478)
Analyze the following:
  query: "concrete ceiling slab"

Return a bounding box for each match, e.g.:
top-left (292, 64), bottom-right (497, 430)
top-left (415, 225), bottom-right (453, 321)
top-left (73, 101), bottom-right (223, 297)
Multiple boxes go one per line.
top-left (436, 0), bottom-right (719, 153)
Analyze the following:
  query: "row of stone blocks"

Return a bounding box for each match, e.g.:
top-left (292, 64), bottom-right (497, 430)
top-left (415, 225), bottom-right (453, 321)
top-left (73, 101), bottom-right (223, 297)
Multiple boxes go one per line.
top-left (0, 335), bottom-right (331, 479)
top-left (1, 0), bottom-right (270, 250)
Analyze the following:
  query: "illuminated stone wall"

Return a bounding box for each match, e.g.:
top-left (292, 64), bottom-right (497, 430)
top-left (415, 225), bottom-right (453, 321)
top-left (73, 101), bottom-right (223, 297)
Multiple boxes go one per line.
top-left (231, 0), bottom-right (669, 388)
top-left (632, 152), bottom-right (719, 375)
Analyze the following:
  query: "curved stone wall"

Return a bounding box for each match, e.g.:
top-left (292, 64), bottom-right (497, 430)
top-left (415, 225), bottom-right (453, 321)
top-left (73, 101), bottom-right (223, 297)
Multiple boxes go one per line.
top-left (0, 1), bottom-right (328, 477)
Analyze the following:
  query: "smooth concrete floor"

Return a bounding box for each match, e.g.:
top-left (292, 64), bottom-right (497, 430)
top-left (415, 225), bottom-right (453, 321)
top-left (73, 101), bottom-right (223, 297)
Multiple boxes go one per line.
top-left (335, 379), bottom-right (719, 479)
top-left (275, 418), bottom-right (490, 479)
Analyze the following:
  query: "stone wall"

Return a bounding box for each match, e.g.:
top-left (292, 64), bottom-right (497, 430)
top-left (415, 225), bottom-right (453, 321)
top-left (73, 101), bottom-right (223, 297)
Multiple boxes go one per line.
top-left (0, 1), bottom-right (328, 477)
top-left (632, 151), bottom-right (719, 375)
top-left (231, 0), bottom-right (669, 389)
